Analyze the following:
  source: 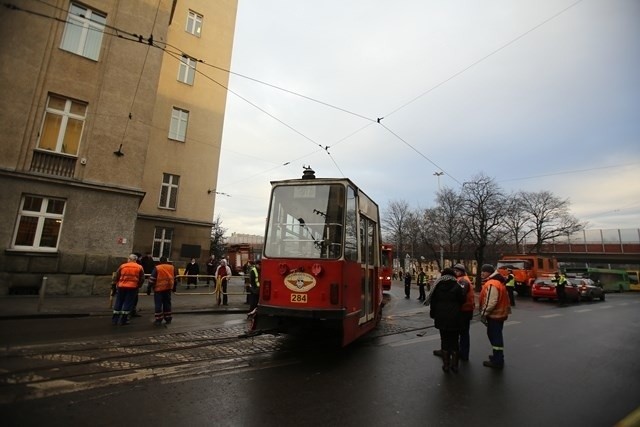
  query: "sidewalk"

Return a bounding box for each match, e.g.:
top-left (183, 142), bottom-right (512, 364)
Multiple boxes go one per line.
top-left (0, 287), bottom-right (251, 320)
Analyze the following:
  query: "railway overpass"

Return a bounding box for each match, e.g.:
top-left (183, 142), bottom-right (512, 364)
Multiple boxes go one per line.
top-left (525, 228), bottom-right (640, 266)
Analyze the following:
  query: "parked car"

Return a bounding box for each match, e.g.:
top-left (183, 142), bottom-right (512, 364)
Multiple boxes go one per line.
top-left (531, 279), bottom-right (580, 303)
top-left (569, 277), bottom-right (605, 301)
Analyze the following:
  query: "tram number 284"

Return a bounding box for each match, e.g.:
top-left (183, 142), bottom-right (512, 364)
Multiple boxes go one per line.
top-left (290, 293), bottom-right (308, 303)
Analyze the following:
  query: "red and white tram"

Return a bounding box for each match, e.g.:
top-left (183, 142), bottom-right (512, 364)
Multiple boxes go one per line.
top-left (253, 168), bottom-right (383, 346)
top-left (380, 244), bottom-right (394, 291)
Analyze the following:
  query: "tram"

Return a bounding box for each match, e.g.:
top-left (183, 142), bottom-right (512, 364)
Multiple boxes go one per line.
top-left (252, 168), bottom-right (383, 346)
top-left (380, 244), bottom-right (394, 291)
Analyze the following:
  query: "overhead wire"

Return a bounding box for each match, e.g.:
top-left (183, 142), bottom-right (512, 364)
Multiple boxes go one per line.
top-left (382, 0), bottom-right (586, 119)
top-left (7, 0), bottom-right (595, 198)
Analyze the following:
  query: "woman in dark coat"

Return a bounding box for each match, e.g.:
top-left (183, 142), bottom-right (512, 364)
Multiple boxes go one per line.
top-left (428, 267), bottom-right (465, 373)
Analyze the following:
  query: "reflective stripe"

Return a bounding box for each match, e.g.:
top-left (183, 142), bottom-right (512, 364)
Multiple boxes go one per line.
top-left (492, 346), bottom-right (504, 351)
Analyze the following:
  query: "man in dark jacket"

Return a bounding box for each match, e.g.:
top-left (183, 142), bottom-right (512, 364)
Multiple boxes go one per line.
top-left (429, 268), bottom-right (465, 373)
top-left (404, 272), bottom-right (412, 299)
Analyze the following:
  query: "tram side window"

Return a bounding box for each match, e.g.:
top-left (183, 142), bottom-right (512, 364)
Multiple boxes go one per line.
top-left (344, 187), bottom-right (357, 261)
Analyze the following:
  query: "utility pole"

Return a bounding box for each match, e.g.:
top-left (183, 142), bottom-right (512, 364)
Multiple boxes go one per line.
top-left (434, 171), bottom-right (444, 270)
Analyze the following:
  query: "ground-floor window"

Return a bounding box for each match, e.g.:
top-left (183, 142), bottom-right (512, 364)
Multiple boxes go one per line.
top-left (12, 195), bottom-right (66, 250)
top-left (153, 227), bottom-right (173, 258)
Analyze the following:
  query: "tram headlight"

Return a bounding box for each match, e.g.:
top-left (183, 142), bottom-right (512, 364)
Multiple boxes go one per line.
top-left (311, 263), bottom-right (322, 276)
top-left (278, 263), bottom-right (289, 275)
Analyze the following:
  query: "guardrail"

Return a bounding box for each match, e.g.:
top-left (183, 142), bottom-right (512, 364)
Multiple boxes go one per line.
top-left (142, 274), bottom-right (250, 305)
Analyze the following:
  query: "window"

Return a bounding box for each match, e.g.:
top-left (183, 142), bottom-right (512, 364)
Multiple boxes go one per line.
top-left (60, 3), bottom-right (106, 60)
top-left (153, 227), bottom-right (173, 259)
top-left (186, 10), bottom-right (203, 37)
top-left (12, 195), bottom-right (66, 251)
top-left (169, 108), bottom-right (189, 142)
top-left (178, 56), bottom-right (196, 85)
top-left (38, 94), bottom-right (87, 156)
top-left (159, 173), bottom-right (180, 209)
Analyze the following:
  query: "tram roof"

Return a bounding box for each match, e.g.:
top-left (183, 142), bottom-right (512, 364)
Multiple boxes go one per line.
top-left (269, 176), bottom-right (379, 220)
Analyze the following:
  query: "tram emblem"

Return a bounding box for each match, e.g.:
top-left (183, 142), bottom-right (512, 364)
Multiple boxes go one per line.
top-left (284, 272), bottom-right (316, 293)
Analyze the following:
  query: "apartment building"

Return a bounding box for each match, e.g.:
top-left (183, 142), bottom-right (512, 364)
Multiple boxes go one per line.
top-left (0, 0), bottom-right (237, 295)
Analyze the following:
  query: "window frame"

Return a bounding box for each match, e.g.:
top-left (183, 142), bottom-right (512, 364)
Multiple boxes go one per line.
top-left (153, 227), bottom-right (173, 259)
top-left (177, 56), bottom-right (196, 85)
top-left (159, 173), bottom-right (180, 210)
top-left (185, 10), bottom-right (203, 37)
top-left (37, 94), bottom-right (87, 156)
top-left (168, 107), bottom-right (189, 142)
top-left (12, 195), bottom-right (66, 252)
top-left (60, 2), bottom-right (106, 61)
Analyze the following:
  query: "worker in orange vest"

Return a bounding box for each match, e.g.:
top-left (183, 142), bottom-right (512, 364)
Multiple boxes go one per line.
top-left (147, 256), bottom-right (177, 325)
top-left (479, 264), bottom-right (511, 369)
top-left (112, 254), bottom-right (145, 325)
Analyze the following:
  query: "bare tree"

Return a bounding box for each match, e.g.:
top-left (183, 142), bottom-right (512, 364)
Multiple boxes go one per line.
top-left (501, 192), bottom-right (534, 254)
top-left (381, 200), bottom-right (412, 263)
top-left (414, 207), bottom-right (442, 267)
top-left (519, 191), bottom-right (583, 253)
top-left (460, 174), bottom-right (506, 288)
top-left (436, 187), bottom-right (470, 265)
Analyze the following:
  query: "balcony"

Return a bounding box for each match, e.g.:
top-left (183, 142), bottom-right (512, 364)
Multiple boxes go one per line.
top-left (30, 150), bottom-right (77, 178)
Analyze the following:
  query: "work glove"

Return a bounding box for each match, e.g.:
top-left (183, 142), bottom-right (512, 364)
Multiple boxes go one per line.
top-left (146, 284), bottom-right (151, 295)
top-left (480, 316), bottom-right (488, 326)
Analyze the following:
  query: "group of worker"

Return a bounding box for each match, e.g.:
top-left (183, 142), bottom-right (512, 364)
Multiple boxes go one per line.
top-left (425, 263), bottom-right (511, 373)
top-left (110, 254), bottom-right (261, 326)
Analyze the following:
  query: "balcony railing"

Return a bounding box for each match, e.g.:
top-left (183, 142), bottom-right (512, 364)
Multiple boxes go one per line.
top-left (30, 150), bottom-right (77, 178)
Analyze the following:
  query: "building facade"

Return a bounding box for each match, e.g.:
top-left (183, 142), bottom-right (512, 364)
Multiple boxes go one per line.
top-left (0, 0), bottom-right (237, 295)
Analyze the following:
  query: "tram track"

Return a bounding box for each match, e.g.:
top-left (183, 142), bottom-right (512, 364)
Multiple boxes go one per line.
top-left (0, 314), bottom-right (431, 403)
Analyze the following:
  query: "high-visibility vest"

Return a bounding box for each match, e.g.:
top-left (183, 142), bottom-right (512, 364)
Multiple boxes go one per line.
top-left (506, 274), bottom-right (516, 288)
top-left (479, 278), bottom-right (510, 320)
top-left (116, 262), bottom-right (143, 289)
top-left (459, 275), bottom-right (475, 312)
top-left (153, 264), bottom-right (175, 292)
top-left (417, 273), bottom-right (427, 284)
top-left (249, 266), bottom-right (260, 288)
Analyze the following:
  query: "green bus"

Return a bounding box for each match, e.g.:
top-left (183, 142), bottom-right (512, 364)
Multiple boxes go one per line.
top-left (564, 267), bottom-right (631, 293)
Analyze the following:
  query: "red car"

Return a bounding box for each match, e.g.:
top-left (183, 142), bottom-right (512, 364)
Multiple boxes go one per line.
top-left (531, 279), bottom-right (580, 303)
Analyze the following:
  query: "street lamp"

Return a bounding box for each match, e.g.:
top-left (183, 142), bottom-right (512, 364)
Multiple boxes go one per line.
top-left (433, 171), bottom-right (444, 191)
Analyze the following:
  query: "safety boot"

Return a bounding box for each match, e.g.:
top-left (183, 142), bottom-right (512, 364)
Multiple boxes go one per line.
top-left (450, 351), bottom-right (460, 373)
top-left (433, 349), bottom-right (443, 357)
top-left (441, 351), bottom-right (450, 373)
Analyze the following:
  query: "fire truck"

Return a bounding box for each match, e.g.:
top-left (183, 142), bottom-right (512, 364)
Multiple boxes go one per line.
top-left (496, 255), bottom-right (559, 296)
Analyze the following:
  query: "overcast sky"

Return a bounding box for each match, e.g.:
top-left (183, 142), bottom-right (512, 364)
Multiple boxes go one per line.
top-left (214, 0), bottom-right (640, 238)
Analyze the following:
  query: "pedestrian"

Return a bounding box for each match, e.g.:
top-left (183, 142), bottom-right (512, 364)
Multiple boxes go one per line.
top-left (247, 260), bottom-right (260, 316)
top-left (206, 255), bottom-right (216, 284)
top-left (129, 252), bottom-right (145, 317)
top-left (404, 272), bottom-right (412, 299)
top-left (184, 258), bottom-right (200, 289)
top-left (147, 256), bottom-right (177, 325)
top-left (417, 268), bottom-right (427, 301)
top-left (139, 252), bottom-right (156, 277)
top-left (552, 271), bottom-right (568, 306)
top-left (478, 264), bottom-right (511, 369)
top-left (111, 254), bottom-right (145, 325)
top-left (505, 268), bottom-right (516, 307)
top-left (215, 259), bottom-right (232, 306)
top-left (428, 268), bottom-right (465, 373)
top-left (433, 263), bottom-right (475, 362)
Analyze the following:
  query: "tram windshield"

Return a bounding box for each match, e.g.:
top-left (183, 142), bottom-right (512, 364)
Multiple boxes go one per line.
top-left (264, 184), bottom-right (345, 259)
